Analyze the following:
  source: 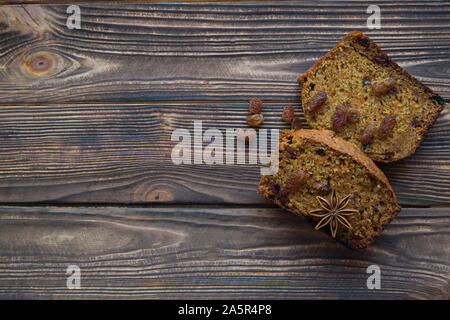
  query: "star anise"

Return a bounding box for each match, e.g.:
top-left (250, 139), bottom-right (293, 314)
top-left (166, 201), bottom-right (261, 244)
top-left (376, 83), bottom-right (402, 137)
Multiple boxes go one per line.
top-left (309, 190), bottom-right (359, 238)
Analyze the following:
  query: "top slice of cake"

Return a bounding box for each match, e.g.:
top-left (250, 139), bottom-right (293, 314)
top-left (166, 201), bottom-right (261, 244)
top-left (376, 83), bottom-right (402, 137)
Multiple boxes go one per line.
top-left (298, 31), bottom-right (445, 162)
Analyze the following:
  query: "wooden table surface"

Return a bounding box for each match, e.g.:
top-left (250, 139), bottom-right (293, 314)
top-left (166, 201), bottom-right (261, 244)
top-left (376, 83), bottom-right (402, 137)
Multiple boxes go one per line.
top-left (0, 1), bottom-right (448, 299)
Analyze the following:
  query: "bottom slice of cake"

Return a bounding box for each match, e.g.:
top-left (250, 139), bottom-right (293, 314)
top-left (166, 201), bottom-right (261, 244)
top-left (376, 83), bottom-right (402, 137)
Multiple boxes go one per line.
top-left (258, 129), bottom-right (401, 249)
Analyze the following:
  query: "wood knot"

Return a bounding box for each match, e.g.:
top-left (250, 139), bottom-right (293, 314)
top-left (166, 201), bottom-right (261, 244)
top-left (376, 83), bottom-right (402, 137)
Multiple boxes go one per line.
top-left (22, 52), bottom-right (54, 76)
top-left (147, 189), bottom-right (173, 202)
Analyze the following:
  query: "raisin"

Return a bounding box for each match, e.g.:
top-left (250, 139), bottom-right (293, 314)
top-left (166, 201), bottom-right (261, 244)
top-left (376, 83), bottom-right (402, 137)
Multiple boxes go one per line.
top-left (317, 183), bottom-right (331, 196)
top-left (388, 87), bottom-right (398, 95)
top-left (431, 95), bottom-right (445, 106)
top-left (246, 114), bottom-right (264, 127)
top-left (372, 55), bottom-right (390, 66)
top-left (361, 124), bottom-right (377, 145)
top-left (411, 118), bottom-right (423, 127)
top-left (269, 184), bottom-right (280, 199)
top-left (346, 109), bottom-right (360, 123)
top-left (286, 135), bottom-right (293, 144)
top-left (276, 186), bottom-right (289, 204)
top-left (363, 79), bottom-right (370, 86)
top-left (291, 117), bottom-right (303, 130)
top-left (248, 97), bottom-right (263, 114)
top-left (356, 36), bottom-right (370, 49)
top-left (316, 147), bottom-right (326, 156)
top-left (332, 105), bottom-right (347, 132)
top-left (305, 91), bottom-right (327, 112)
top-left (282, 105), bottom-right (295, 123)
top-left (379, 115), bottom-right (396, 137)
top-left (309, 177), bottom-right (331, 196)
top-left (371, 79), bottom-right (396, 95)
top-left (308, 83), bottom-right (315, 92)
top-left (283, 145), bottom-right (297, 159)
top-left (285, 171), bottom-right (308, 191)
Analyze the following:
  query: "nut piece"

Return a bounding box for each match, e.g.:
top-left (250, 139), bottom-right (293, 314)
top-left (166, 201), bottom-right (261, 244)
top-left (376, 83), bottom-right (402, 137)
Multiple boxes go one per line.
top-left (360, 124), bottom-right (378, 145)
top-left (305, 91), bottom-right (327, 112)
top-left (346, 109), bottom-right (360, 123)
top-left (282, 106), bottom-right (295, 123)
top-left (285, 171), bottom-right (308, 191)
top-left (371, 79), bottom-right (396, 95)
top-left (249, 98), bottom-right (263, 114)
top-left (291, 117), bottom-right (303, 130)
top-left (246, 114), bottom-right (264, 127)
top-left (379, 115), bottom-right (396, 137)
top-left (332, 105), bottom-right (348, 132)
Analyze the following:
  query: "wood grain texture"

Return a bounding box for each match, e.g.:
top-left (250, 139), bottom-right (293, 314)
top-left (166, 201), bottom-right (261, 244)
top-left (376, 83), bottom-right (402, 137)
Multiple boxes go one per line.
top-left (0, 205), bottom-right (448, 299)
top-left (0, 102), bottom-right (448, 205)
top-left (0, 1), bottom-right (449, 103)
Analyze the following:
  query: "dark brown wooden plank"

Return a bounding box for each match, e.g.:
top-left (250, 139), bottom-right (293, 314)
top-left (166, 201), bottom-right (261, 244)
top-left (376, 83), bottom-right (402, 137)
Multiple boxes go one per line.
top-left (0, 102), bottom-right (448, 205)
top-left (0, 205), bottom-right (448, 299)
top-left (0, 2), bottom-right (449, 103)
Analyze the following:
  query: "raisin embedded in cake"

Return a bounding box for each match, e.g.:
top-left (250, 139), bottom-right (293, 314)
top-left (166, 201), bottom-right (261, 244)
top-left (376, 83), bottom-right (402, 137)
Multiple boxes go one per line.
top-left (298, 31), bottom-right (445, 163)
top-left (258, 129), bottom-right (401, 249)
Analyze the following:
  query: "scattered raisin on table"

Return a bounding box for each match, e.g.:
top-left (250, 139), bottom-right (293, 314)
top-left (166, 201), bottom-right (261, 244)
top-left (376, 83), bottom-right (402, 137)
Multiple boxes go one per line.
top-left (285, 171), bottom-right (308, 191)
top-left (282, 105), bottom-right (295, 123)
top-left (379, 115), bottom-right (396, 137)
top-left (332, 105), bottom-right (348, 132)
top-left (246, 114), bottom-right (264, 127)
top-left (248, 98), bottom-right (263, 114)
top-left (361, 124), bottom-right (377, 145)
top-left (291, 117), bottom-right (303, 130)
top-left (371, 79), bottom-right (396, 95)
top-left (346, 109), bottom-right (360, 123)
top-left (306, 91), bottom-right (327, 112)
